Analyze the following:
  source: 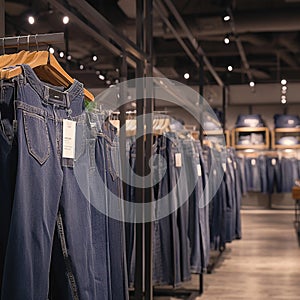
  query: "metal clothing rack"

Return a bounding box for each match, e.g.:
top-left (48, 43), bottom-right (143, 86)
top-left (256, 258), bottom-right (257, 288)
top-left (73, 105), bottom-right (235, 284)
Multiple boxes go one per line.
top-left (0, 0), bottom-right (228, 299)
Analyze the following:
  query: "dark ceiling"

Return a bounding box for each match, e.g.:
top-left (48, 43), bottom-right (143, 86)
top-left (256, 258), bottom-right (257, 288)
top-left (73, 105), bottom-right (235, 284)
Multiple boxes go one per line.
top-left (3, 0), bottom-right (300, 89)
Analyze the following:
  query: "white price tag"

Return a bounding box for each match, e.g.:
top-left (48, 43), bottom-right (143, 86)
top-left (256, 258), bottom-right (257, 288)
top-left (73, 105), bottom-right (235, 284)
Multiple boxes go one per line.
top-left (251, 159), bottom-right (256, 166)
top-left (222, 163), bottom-right (227, 172)
top-left (213, 169), bottom-right (217, 176)
top-left (63, 119), bottom-right (76, 159)
top-left (271, 158), bottom-right (276, 166)
top-left (175, 153), bottom-right (182, 167)
top-left (197, 164), bottom-right (202, 177)
top-left (234, 161), bottom-right (237, 170)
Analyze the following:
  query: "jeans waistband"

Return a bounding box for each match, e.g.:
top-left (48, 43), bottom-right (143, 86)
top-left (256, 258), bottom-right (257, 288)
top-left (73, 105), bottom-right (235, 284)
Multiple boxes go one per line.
top-left (19, 64), bottom-right (84, 108)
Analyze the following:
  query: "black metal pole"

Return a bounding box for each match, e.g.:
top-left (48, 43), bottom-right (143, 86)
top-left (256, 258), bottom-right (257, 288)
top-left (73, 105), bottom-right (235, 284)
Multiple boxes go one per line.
top-left (0, 0), bottom-right (4, 38)
top-left (119, 54), bottom-right (128, 200)
top-left (64, 25), bottom-right (69, 66)
top-left (199, 55), bottom-right (204, 142)
top-left (222, 85), bottom-right (227, 131)
top-left (134, 0), bottom-right (145, 299)
top-left (145, 0), bottom-right (153, 299)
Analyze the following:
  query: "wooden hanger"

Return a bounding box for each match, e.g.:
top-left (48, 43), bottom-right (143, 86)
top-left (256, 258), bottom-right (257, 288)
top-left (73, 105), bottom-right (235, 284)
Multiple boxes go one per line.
top-left (0, 50), bottom-right (94, 102)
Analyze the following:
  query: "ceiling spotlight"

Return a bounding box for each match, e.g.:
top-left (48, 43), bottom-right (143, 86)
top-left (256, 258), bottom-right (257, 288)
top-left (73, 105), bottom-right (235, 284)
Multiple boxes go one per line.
top-left (92, 55), bottom-right (98, 62)
top-left (281, 79), bottom-right (287, 85)
top-left (282, 89), bottom-right (287, 94)
top-left (106, 80), bottom-right (111, 85)
top-left (59, 51), bottom-right (64, 58)
top-left (281, 98), bottom-right (287, 104)
top-left (63, 16), bottom-right (69, 24)
top-left (184, 72), bottom-right (190, 79)
top-left (223, 15), bottom-right (231, 22)
top-left (79, 64), bottom-right (84, 70)
top-left (249, 81), bottom-right (255, 87)
top-left (98, 74), bottom-right (105, 80)
top-left (96, 70), bottom-right (100, 75)
top-left (49, 47), bottom-right (55, 54)
top-left (224, 37), bottom-right (230, 44)
top-left (115, 79), bottom-right (120, 84)
top-left (282, 86), bottom-right (287, 91)
top-left (28, 16), bottom-right (35, 25)
top-left (67, 55), bottom-right (72, 60)
top-left (227, 65), bottom-right (233, 72)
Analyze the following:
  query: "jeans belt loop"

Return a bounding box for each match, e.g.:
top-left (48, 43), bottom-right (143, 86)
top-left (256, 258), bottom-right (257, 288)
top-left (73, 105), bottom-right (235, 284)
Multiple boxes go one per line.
top-left (44, 85), bottom-right (49, 105)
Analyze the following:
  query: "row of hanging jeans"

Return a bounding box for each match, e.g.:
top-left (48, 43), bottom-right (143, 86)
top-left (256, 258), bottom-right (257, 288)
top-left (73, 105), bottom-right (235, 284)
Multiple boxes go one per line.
top-left (125, 133), bottom-right (211, 287)
top-left (0, 64), bottom-right (128, 300)
top-left (204, 146), bottom-right (242, 251)
top-left (239, 154), bottom-right (300, 193)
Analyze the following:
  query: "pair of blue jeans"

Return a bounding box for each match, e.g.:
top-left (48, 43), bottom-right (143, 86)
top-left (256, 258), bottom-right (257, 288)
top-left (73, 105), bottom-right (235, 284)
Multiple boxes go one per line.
top-left (1, 64), bottom-right (97, 300)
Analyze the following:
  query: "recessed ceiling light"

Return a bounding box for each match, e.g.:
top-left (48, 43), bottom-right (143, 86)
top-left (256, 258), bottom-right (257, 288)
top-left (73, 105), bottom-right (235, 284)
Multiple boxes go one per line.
top-left (28, 16), bottom-right (35, 25)
top-left (224, 37), bottom-right (230, 44)
top-left (63, 16), bottom-right (69, 24)
top-left (227, 65), bottom-right (233, 72)
top-left (79, 64), bottom-right (84, 70)
top-left (67, 55), bottom-right (72, 60)
top-left (249, 81), bottom-right (255, 87)
top-left (282, 86), bottom-right (287, 91)
top-left (281, 98), bottom-right (287, 104)
top-left (98, 74), bottom-right (105, 80)
top-left (92, 55), bottom-right (98, 62)
top-left (184, 73), bottom-right (190, 79)
top-left (281, 79), bottom-right (287, 85)
top-left (59, 51), bottom-right (64, 58)
top-left (223, 15), bottom-right (231, 22)
top-left (49, 47), bottom-right (55, 54)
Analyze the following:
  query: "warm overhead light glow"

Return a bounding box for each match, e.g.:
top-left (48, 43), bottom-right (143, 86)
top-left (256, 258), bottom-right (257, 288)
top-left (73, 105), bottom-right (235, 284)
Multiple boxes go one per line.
top-left (115, 79), bottom-right (120, 84)
top-left (79, 64), bottom-right (84, 70)
top-left (281, 79), bottom-right (287, 85)
top-left (227, 65), bottom-right (233, 72)
top-left (224, 37), bottom-right (230, 44)
top-left (249, 81), bottom-right (255, 87)
top-left (184, 73), bottom-right (190, 79)
top-left (67, 55), bottom-right (72, 60)
top-left (98, 74), bottom-right (105, 80)
top-left (63, 16), bottom-right (69, 24)
top-left (28, 16), bottom-right (35, 25)
top-left (282, 89), bottom-right (287, 94)
top-left (92, 55), bottom-right (98, 62)
top-left (49, 47), bottom-right (55, 54)
top-left (59, 51), bottom-right (64, 58)
top-left (281, 98), bottom-right (287, 104)
top-left (223, 15), bottom-right (231, 22)
top-left (282, 86), bottom-right (287, 91)
top-left (106, 80), bottom-right (111, 85)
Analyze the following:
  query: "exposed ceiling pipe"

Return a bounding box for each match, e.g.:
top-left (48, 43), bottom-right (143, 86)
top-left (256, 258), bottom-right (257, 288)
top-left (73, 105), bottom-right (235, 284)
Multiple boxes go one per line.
top-left (161, 0), bottom-right (224, 87)
top-left (153, 0), bottom-right (199, 68)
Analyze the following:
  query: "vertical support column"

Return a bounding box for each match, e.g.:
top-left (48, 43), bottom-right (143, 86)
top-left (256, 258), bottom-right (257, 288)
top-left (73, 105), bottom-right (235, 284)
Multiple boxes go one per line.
top-left (145, 0), bottom-right (153, 299)
top-left (64, 24), bottom-right (69, 66)
top-left (119, 54), bottom-right (128, 199)
top-left (134, 0), bottom-right (145, 299)
top-left (0, 0), bottom-right (5, 37)
top-left (198, 54), bottom-right (204, 294)
top-left (222, 85), bottom-right (227, 131)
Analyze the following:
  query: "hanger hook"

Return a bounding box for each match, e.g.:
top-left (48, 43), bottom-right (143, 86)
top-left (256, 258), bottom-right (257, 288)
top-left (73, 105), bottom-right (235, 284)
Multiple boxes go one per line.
top-left (16, 36), bottom-right (20, 52)
top-left (35, 34), bottom-right (39, 51)
top-left (27, 35), bottom-right (30, 51)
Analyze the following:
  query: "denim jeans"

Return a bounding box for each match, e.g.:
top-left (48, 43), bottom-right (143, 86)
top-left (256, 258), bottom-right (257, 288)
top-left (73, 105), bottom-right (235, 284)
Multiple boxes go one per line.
top-left (235, 114), bottom-right (264, 128)
top-left (274, 114), bottom-right (300, 128)
top-left (266, 157), bottom-right (281, 193)
top-left (1, 64), bottom-right (96, 300)
top-left (0, 80), bottom-right (17, 294)
top-left (280, 157), bottom-right (299, 192)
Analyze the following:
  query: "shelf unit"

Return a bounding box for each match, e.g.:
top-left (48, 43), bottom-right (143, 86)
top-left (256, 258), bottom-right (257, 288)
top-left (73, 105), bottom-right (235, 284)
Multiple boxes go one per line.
top-left (271, 128), bottom-right (300, 149)
top-left (203, 129), bottom-right (231, 147)
top-left (232, 127), bottom-right (270, 150)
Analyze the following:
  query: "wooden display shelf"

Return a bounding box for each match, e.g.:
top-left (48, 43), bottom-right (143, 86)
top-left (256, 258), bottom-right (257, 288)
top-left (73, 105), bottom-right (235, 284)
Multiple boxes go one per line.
top-left (271, 128), bottom-right (300, 149)
top-left (232, 127), bottom-right (270, 150)
top-left (203, 129), bottom-right (231, 147)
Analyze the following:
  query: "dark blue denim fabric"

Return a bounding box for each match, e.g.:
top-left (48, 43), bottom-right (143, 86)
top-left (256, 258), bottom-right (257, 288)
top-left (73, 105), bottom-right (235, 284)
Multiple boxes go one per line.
top-left (1, 64), bottom-right (97, 300)
top-left (0, 80), bottom-right (17, 294)
top-left (194, 141), bottom-right (210, 269)
top-left (280, 157), bottom-right (299, 192)
top-left (93, 116), bottom-right (128, 300)
top-left (266, 157), bottom-right (281, 193)
top-left (245, 157), bottom-right (261, 192)
top-left (235, 114), bottom-right (264, 128)
top-left (274, 114), bottom-right (300, 128)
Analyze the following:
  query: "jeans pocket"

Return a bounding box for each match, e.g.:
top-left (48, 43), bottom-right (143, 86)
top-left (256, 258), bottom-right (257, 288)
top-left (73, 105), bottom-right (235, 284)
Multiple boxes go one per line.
top-left (106, 143), bottom-right (120, 181)
top-left (23, 111), bottom-right (50, 165)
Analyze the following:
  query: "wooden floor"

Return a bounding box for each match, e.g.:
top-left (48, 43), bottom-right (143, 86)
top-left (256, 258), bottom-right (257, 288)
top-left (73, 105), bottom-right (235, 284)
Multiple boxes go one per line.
top-left (155, 210), bottom-right (300, 300)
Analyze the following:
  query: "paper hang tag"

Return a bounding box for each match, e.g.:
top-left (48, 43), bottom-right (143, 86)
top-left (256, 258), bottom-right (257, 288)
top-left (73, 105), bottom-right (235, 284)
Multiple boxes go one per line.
top-left (175, 153), bottom-right (182, 167)
top-left (271, 158), bottom-right (277, 166)
top-left (222, 163), bottom-right (227, 172)
top-left (213, 169), bottom-right (217, 176)
top-left (251, 159), bottom-right (256, 166)
top-left (63, 119), bottom-right (76, 159)
top-left (197, 164), bottom-right (202, 177)
top-left (233, 161), bottom-right (237, 170)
